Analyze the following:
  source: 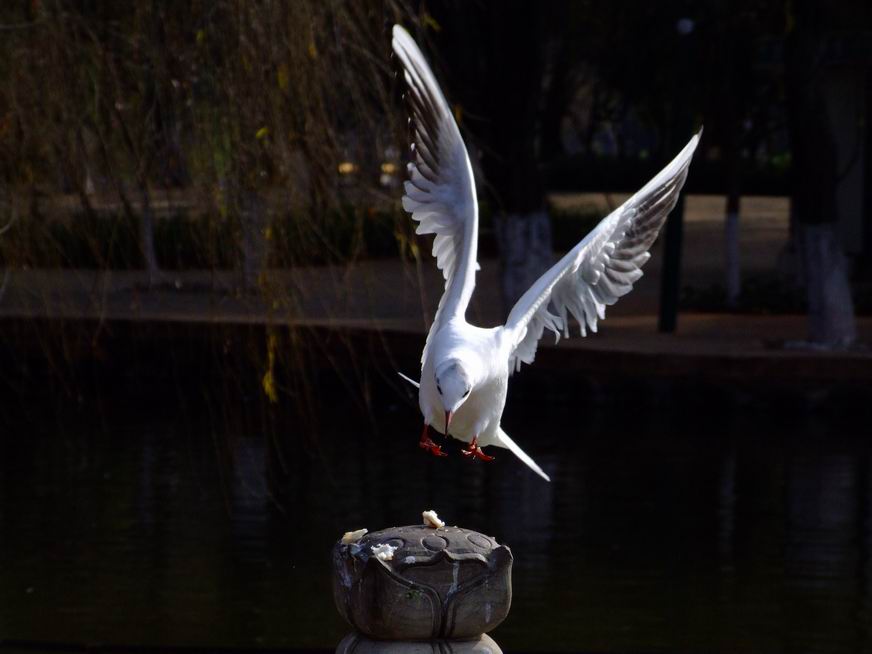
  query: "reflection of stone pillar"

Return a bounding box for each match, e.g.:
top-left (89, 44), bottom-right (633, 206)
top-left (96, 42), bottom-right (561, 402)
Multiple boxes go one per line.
top-left (265, 423), bottom-right (305, 510)
top-left (496, 456), bottom-right (554, 581)
top-left (784, 453), bottom-right (860, 651)
top-left (717, 450), bottom-right (736, 562)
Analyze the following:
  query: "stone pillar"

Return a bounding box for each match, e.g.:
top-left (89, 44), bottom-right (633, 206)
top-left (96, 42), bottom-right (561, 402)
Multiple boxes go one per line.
top-left (332, 524), bottom-right (510, 653)
top-left (336, 633), bottom-right (502, 653)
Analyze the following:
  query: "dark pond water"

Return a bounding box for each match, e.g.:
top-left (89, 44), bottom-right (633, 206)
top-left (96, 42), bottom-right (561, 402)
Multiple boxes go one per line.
top-left (1, 384), bottom-right (871, 653)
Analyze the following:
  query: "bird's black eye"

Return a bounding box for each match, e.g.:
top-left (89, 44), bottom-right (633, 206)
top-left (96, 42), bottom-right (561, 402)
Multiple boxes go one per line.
top-left (436, 383), bottom-right (442, 394)
top-left (463, 389), bottom-right (470, 397)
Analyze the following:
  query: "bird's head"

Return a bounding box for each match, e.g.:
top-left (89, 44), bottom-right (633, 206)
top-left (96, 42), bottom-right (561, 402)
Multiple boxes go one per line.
top-left (435, 359), bottom-right (472, 430)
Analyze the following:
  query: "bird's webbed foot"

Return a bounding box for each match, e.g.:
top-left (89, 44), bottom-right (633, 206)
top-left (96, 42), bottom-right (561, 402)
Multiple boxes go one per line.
top-left (419, 424), bottom-right (448, 457)
top-left (461, 436), bottom-right (495, 462)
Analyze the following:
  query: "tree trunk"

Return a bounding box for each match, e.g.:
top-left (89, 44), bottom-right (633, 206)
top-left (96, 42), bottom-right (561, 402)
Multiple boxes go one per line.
top-left (483, 4), bottom-right (554, 313)
top-left (724, 204), bottom-right (741, 308)
top-left (149, 3), bottom-right (190, 188)
top-left (494, 211), bottom-right (553, 309)
top-left (798, 223), bottom-right (857, 345)
top-left (786, 0), bottom-right (859, 347)
top-left (240, 191), bottom-right (267, 292)
top-left (138, 188), bottom-right (161, 287)
top-left (858, 70), bottom-right (872, 281)
top-left (431, 2), bottom-right (556, 314)
top-left (723, 91), bottom-right (743, 309)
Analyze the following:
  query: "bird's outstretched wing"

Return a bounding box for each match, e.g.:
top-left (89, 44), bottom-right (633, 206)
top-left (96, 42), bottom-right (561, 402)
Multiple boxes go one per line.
top-left (504, 131), bottom-right (702, 371)
top-left (392, 25), bottom-right (479, 363)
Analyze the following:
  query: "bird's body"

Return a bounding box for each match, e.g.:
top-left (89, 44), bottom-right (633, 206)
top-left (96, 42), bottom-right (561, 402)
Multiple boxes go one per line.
top-left (391, 25), bottom-right (701, 482)
top-left (419, 320), bottom-right (508, 447)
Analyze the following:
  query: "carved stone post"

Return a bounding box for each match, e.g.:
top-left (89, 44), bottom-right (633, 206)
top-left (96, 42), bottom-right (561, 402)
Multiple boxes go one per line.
top-left (333, 523), bottom-right (510, 653)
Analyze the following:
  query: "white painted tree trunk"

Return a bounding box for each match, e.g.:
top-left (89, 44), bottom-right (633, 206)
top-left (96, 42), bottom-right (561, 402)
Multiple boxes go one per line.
top-left (724, 209), bottom-right (741, 308)
top-left (798, 222), bottom-right (857, 347)
top-left (138, 188), bottom-right (161, 288)
top-left (494, 210), bottom-right (553, 312)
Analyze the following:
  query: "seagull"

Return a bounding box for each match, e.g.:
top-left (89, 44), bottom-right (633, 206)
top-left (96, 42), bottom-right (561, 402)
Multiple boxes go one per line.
top-left (392, 25), bottom-right (701, 482)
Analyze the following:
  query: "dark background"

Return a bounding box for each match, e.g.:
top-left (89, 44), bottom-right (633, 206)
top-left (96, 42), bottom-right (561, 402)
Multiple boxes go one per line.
top-left (1, 1), bottom-right (872, 652)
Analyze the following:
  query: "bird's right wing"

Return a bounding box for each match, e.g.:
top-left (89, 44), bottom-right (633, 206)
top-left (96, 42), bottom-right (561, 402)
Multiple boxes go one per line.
top-left (504, 131), bottom-right (701, 371)
top-left (392, 25), bottom-right (480, 363)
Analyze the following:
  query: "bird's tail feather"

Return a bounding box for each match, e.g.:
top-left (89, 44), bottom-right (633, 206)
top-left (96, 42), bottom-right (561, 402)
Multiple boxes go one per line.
top-left (495, 427), bottom-right (550, 482)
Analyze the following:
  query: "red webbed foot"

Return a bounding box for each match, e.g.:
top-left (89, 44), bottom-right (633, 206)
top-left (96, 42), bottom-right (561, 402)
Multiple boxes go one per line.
top-left (461, 436), bottom-right (495, 462)
top-left (419, 437), bottom-right (448, 457)
top-left (419, 424), bottom-right (448, 457)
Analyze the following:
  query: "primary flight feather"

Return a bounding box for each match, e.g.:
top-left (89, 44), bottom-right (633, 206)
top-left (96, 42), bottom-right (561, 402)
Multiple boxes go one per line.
top-left (392, 25), bottom-right (700, 482)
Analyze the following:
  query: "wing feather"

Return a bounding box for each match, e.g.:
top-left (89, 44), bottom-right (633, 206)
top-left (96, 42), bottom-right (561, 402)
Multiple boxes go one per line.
top-left (504, 131), bottom-right (702, 371)
top-left (392, 26), bottom-right (479, 363)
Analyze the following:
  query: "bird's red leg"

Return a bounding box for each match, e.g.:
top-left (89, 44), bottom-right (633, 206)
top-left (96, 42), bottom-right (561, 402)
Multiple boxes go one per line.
top-left (461, 435), bottom-right (495, 462)
top-left (418, 423), bottom-right (447, 457)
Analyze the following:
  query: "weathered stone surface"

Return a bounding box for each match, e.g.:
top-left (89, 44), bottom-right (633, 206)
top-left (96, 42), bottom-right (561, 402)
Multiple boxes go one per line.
top-left (335, 632), bottom-right (503, 653)
top-left (332, 525), bottom-right (512, 641)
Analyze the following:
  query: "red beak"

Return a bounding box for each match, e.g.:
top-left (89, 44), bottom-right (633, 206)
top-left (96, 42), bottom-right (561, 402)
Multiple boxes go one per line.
top-left (445, 410), bottom-right (453, 434)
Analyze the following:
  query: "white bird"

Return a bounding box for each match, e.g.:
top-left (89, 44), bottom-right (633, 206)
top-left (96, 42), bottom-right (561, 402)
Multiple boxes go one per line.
top-left (392, 25), bottom-right (701, 482)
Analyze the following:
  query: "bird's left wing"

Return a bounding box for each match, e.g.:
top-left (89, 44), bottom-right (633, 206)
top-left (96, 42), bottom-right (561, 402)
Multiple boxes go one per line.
top-left (504, 131), bottom-right (701, 371)
top-left (392, 25), bottom-right (479, 363)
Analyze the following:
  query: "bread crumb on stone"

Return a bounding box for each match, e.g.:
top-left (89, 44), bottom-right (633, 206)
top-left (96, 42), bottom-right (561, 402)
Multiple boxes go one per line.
top-left (341, 528), bottom-right (368, 544)
top-left (422, 510), bottom-right (445, 529)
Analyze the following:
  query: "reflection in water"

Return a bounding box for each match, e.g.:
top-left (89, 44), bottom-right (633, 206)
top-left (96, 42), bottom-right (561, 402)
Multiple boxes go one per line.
top-left (784, 453), bottom-right (866, 654)
top-left (0, 393), bottom-right (870, 653)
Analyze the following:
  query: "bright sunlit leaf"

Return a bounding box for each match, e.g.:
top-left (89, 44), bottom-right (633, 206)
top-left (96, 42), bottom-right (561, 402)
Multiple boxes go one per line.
top-left (262, 332), bottom-right (279, 404)
top-left (423, 13), bottom-right (442, 32)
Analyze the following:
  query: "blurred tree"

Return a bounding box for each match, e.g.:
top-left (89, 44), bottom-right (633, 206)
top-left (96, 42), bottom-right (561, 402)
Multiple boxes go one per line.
top-left (701, 1), bottom-right (786, 308)
top-left (786, 0), bottom-right (867, 346)
top-left (424, 1), bottom-right (561, 311)
top-left (0, 2), bottom-right (413, 483)
top-left (425, 1), bottom-right (708, 313)
top-left (423, 0), bottom-right (807, 326)
top-left (0, 0), bottom-right (409, 284)
top-left (0, 212), bottom-right (14, 303)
